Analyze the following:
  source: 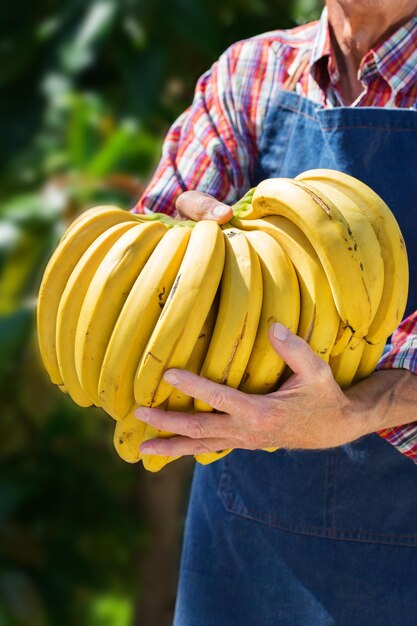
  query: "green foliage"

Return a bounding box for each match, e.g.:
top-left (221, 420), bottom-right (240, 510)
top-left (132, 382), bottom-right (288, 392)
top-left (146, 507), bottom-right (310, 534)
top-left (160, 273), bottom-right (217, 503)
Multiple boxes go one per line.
top-left (0, 0), bottom-right (322, 624)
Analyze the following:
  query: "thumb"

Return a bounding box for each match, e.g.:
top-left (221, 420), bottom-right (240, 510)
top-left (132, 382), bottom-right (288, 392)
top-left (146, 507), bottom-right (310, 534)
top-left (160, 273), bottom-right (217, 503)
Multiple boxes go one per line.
top-left (175, 191), bottom-right (232, 224)
top-left (269, 323), bottom-right (330, 383)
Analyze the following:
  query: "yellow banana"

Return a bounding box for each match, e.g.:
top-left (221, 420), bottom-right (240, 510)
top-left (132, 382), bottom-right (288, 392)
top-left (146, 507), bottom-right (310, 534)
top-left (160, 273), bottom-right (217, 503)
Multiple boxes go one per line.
top-left (330, 322), bottom-right (353, 357)
top-left (329, 336), bottom-right (366, 389)
top-left (239, 229), bottom-right (300, 394)
top-left (141, 302), bottom-right (218, 472)
top-left (195, 228), bottom-right (263, 409)
top-left (194, 228), bottom-right (263, 465)
top-left (243, 178), bottom-right (372, 336)
top-left (99, 225), bottom-right (191, 420)
top-left (166, 298), bottom-right (218, 412)
top-left (298, 180), bottom-right (384, 324)
top-left (296, 169), bottom-right (408, 342)
top-left (114, 410), bottom-right (147, 464)
top-left (140, 425), bottom-right (176, 472)
top-left (354, 339), bottom-right (387, 383)
top-left (56, 221), bottom-right (137, 407)
top-left (75, 221), bottom-right (167, 406)
top-left (232, 216), bottom-right (339, 361)
top-left (37, 206), bottom-right (138, 385)
top-left (134, 220), bottom-right (225, 408)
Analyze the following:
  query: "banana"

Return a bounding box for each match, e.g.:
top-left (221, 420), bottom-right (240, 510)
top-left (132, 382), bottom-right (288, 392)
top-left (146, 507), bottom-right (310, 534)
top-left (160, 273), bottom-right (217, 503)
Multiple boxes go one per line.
top-left (167, 298), bottom-right (218, 412)
top-left (242, 178), bottom-right (372, 337)
top-left (75, 221), bottom-right (167, 406)
top-left (195, 449), bottom-right (232, 465)
top-left (56, 222), bottom-right (138, 407)
top-left (195, 228), bottom-right (263, 410)
top-left (193, 228), bottom-right (263, 465)
top-left (37, 206), bottom-right (138, 384)
top-left (134, 220), bottom-right (225, 408)
top-left (239, 230), bottom-right (300, 394)
top-left (354, 339), bottom-right (387, 383)
top-left (141, 424), bottom-right (176, 472)
top-left (64, 205), bottom-right (133, 235)
top-left (330, 322), bottom-right (353, 357)
top-left (232, 216), bottom-right (339, 361)
top-left (141, 302), bottom-right (218, 472)
top-left (298, 180), bottom-right (384, 324)
top-left (99, 225), bottom-right (191, 420)
top-left (114, 410), bottom-right (147, 464)
top-left (296, 169), bottom-right (408, 342)
top-left (329, 336), bottom-right (366, 389)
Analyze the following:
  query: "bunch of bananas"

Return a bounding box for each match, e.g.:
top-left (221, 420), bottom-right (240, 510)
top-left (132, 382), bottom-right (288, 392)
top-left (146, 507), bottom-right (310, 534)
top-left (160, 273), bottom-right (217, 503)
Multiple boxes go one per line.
top-left (37, 169), bottom-right (408, 472)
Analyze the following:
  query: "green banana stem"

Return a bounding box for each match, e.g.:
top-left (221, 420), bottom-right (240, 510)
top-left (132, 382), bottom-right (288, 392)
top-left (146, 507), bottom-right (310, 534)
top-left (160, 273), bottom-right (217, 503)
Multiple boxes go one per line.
top-left (231, 188), bottom-right (256, 219)
top-left (135, 212), bottom-right (196, 229)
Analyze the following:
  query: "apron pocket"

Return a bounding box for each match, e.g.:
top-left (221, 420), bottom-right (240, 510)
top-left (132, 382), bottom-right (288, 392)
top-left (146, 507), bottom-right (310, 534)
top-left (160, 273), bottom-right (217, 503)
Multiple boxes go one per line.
top-left (217, 438), bottom-right (417, 546)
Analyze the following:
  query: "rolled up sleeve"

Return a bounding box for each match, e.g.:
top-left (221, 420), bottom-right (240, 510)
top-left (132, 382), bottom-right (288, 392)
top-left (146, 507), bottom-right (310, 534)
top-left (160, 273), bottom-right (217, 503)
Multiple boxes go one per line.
top-left (377, 311), bottom-right (417, 461)
top-left (132, 41), bottom-right (262, 215)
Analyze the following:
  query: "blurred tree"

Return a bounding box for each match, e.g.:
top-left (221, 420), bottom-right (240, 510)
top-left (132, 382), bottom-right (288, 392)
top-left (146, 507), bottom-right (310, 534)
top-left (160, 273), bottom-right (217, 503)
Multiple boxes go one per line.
top-left (0, 1), bottom-right (322, 625)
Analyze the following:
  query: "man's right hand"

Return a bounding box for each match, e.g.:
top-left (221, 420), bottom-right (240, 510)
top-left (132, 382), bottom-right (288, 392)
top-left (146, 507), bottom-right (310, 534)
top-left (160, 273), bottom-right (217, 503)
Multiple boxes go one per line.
top-left (175, 190), bottom-right (233, 224)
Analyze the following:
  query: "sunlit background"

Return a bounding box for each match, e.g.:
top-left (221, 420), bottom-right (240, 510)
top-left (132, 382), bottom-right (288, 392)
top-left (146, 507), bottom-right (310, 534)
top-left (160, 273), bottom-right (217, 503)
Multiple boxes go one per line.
top-left (0, 1), bottom-right (322, 624)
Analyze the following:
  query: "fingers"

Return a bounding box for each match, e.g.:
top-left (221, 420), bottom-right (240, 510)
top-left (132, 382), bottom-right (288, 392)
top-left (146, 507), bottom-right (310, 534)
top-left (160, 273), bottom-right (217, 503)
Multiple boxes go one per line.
top-left (175, 191), bottom-right (232, 224)
top-left (135, 406), bottom-right (235, 440)
top-left (269, 323), bottom-right (332, 383)
top-left (163, 369), bottom-right (251, 416)
top-left (140, 435), bottom-right (233, 456)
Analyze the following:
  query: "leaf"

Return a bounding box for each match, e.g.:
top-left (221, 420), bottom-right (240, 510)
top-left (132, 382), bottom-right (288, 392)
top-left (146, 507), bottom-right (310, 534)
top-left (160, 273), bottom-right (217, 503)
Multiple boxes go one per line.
top-left (0, 193), bottom-right (64, 226)
top-left (89, 594), bottom-right (132, 626)
top-left (291, 0), bottom-right (323, 24)
top-left (66, 93), bottom-right (107, 169)
top-left (86, 120), bottom-right (139, 177)
top-left (61, 1), bottom-right (118, 74)
top-left (0, 230), bottom-right (45, 315)
top-left (0, 222), bottom-right (20, 261)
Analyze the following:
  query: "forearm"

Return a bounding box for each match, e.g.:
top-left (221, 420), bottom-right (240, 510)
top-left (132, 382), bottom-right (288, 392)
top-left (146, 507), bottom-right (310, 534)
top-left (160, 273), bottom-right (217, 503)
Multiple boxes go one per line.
top-left (346, 368), bottom-right (417, 435)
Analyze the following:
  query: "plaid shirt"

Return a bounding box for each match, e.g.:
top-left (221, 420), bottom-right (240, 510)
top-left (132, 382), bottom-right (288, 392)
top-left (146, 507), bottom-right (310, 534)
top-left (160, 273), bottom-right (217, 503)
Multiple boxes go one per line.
top-left (134, 8), bottom-right (417, 461)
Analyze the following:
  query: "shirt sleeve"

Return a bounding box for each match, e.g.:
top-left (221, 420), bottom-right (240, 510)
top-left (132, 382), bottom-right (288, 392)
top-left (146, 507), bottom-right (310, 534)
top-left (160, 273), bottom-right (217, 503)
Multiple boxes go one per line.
top-left (377, 311), bottom-right (417, 461)
top-left (132, 39), bottom-right (274, 215)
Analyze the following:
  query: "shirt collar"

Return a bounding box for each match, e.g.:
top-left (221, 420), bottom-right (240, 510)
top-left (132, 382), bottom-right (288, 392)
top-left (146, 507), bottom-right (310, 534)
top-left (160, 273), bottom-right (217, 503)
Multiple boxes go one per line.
top-left (310, 7), bottom-right (417, 96)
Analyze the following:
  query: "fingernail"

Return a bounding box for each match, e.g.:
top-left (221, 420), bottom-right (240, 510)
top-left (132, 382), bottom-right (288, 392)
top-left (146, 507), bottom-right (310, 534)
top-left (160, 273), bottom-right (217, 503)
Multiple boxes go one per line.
top-left (135, 408), bottom-right (150, 422)
top-left (212, 205), bottom-right (228, 220)
top-left (140, 444), bottom-right (156, 454)
top-left (164, 370), bottom-right (179, 385)
top-left (273, 323), bottom-right (289, 341)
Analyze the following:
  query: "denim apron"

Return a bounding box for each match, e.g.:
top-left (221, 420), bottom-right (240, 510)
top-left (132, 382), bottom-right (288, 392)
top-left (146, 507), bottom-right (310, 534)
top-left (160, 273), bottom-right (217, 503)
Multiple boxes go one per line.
top-left (173, 90), bottom-right (417, 626)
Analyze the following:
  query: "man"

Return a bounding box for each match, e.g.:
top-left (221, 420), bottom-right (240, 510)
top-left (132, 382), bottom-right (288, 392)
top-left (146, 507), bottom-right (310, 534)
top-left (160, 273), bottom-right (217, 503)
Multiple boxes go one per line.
top-left (134, 1), bottom-right (417, 623)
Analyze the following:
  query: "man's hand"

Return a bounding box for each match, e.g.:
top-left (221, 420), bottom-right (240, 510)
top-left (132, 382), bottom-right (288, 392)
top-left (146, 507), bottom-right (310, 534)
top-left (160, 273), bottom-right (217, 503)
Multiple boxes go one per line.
top-left (175, 190), bottom-right (232, 224)
top-left (135, 323), bottom-right (391, 457)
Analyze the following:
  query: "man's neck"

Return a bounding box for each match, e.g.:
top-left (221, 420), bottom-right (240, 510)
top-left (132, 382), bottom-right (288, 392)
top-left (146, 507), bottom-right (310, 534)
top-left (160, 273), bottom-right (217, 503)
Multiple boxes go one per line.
top-left (326, 0), bottom-right (417, 104)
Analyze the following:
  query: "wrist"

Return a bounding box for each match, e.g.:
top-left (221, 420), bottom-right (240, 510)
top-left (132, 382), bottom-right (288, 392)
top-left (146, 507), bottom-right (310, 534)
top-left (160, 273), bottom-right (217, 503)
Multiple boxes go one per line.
top-left (345, 369), bottom-right (416, 435)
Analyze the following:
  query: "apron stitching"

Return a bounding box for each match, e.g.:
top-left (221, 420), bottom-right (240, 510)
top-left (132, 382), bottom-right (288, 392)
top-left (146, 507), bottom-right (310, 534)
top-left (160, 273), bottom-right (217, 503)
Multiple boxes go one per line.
top-left (332, 451), bottom-right (338, 533)
top-left (323, 454), bottom-right (330, 530)
top-left (273, 102), bottom-right (319, 122)
top-left (320, 124), bottom-right (417, 131)
top-left (218, 459), bottom-right (417, 541)
top-left (219, 502), bottom-right (417, 543)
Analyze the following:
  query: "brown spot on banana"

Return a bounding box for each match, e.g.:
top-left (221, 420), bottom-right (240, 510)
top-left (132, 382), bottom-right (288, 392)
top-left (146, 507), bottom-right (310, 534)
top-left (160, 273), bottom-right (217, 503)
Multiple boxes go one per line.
top-left (304, 304), bottom-right (316, 344)
top-left (291, 181), bottom-right (333, 219)
top-left (220, 315), bottom-right (248, 384)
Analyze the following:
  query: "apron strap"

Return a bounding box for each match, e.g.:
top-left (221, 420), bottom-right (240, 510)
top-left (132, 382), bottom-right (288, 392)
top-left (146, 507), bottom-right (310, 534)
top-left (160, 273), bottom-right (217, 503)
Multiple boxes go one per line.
top-left (283, 52), bottom-right (310, 92)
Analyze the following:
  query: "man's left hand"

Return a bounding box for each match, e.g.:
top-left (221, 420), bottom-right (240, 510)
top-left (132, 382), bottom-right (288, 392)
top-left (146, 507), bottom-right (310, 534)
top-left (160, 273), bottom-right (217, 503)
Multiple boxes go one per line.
top-left (135, 323), bottom-right (381, 456)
